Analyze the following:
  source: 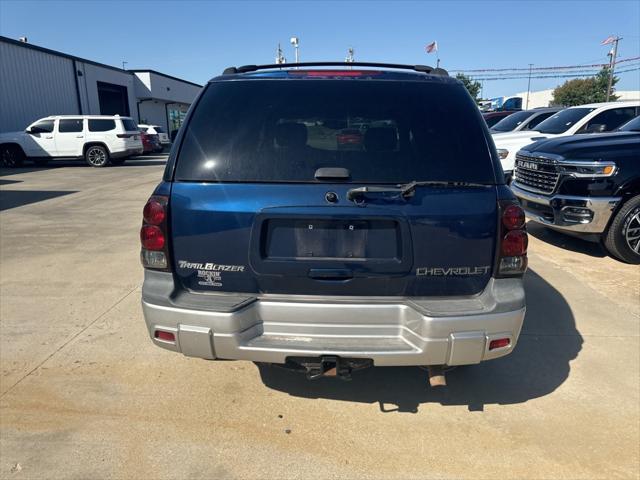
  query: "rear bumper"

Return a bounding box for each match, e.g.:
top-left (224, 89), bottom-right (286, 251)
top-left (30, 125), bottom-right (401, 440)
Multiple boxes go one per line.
top-left (141, 272), bottom-right (526, 367)
top-left (511, 183), bottom-right (620, 234)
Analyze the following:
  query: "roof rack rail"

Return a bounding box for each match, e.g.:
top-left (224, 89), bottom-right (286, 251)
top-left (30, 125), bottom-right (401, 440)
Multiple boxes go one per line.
top-left (222, 62), bottom-right (448, 76)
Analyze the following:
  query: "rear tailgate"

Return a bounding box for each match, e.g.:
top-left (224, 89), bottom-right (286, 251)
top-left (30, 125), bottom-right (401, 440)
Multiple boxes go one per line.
top-left (170, 183), bottom-right (497, 296)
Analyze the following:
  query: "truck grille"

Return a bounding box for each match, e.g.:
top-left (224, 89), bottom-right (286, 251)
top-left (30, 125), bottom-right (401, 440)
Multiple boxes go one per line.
top-left (514, 153), bottom-right (560, 194)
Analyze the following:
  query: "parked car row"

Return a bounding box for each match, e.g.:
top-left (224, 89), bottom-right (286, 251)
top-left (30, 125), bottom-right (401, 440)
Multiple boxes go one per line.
top-left (482, 99), bottom-right (640, 264)
top-left (0, 115), bottom-right (170, 167)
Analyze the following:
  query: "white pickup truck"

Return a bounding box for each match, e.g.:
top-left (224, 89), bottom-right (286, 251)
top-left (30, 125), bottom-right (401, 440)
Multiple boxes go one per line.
top-left (0, 115), bottom-right (143, 168)
top-left (493, 101), bottom-right (640, 179)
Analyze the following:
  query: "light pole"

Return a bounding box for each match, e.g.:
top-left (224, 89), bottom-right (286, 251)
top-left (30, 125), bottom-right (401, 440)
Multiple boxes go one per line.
top-left (290, 36), bottom-right (299, 63)
top-left (122, 61), bottom-right (128, 70)
top-left (526, 63), bottom-right (533, 109)
top-left (606, 36), bottom-right (621, 102)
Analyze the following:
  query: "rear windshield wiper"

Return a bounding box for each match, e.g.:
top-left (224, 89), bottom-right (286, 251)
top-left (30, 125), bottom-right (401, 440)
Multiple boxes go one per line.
top-left (346, 181), bottom-right (489, 202)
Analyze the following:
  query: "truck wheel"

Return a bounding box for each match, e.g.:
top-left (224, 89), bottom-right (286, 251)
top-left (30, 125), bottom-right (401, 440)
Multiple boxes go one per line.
top-left (1, 145), bottom-right (25, 168)
top-left (85, 145), bottom-right (109, 167)
top-left (604, 195), bottom-right (640, 264)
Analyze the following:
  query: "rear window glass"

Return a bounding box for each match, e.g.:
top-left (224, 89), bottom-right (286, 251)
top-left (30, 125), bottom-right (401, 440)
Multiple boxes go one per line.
top-left (175, 80), bottom-right (496, 184)
top-left (153, 126), bottom-right (165, 133)
top-left (58, 119), bottom-right (84, 133)
top-left (88, 119), bottom-right (116, 132)
top-left (122, 118), bottom-right (138, 131)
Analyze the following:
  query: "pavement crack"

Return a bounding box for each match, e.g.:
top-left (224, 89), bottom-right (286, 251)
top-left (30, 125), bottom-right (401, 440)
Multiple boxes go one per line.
top-left (0, 285), bottom-right (140, 399)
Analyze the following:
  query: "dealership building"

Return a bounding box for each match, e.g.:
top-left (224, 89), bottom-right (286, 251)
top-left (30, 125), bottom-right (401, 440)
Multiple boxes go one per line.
top-left (0, 35), bottom-right (202, 135)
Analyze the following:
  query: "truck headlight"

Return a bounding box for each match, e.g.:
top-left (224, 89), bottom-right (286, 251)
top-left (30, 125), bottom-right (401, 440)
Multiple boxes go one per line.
top-left (558, 161), bottom-right (617, 177)
top-left (497, 148), bottom-right (509, 160)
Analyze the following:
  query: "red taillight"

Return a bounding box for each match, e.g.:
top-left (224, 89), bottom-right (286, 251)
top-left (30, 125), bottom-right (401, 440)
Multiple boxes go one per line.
top-left (497, 201), bottom-right (528, 276)
top-left (489, 338), bottom-right (510, 350)
top-left (154, 330), bottom-right (175, 342)
top-left (502, 230), bottom-right (528, 256)
top-left (502, 204), bottom-right (525, 230)
top-left (141, 195), bottom-right (169, 269)
top-left (143, 200), bottom-right (165, 225)
top-left (141, 225), bottom-right (165, 250)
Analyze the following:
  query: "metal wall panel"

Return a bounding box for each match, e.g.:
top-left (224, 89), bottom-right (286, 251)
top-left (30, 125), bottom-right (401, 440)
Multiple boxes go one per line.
top-left (0, 41), bottom-right (79, 132)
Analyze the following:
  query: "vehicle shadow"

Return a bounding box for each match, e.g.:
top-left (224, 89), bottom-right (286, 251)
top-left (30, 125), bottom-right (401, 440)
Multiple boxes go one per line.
top-left (0, 190), bottom-right (78, 211)
top-left (526, 221), bottom-right (607, 258)
top-left (256, 269), bottom-right (582, 413)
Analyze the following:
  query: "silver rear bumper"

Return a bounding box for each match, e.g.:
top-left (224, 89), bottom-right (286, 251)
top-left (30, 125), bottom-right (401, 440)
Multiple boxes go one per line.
top-left (142, 273), bottom-right (526, 367)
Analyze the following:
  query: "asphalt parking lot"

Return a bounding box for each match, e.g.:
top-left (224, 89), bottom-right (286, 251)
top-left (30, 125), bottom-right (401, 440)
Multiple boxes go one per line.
top-left (0, 157), bottom-right (638, 479)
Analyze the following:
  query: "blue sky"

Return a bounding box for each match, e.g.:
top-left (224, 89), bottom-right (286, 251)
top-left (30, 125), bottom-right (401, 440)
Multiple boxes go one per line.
top-left (1, 0), bottom-right (639, 98)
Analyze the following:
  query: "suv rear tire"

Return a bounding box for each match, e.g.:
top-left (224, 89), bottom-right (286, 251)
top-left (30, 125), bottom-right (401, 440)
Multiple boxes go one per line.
top-left (85, 145), bottom-right (110, 167)
top-left (1, 145), bottom-right (25, 168)
top-left (604, 195), bottom-right (640, 264)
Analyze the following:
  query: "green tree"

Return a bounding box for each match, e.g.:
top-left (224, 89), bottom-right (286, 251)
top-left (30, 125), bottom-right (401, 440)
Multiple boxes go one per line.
top-left (551, 67), bottom-right (619, 106)
top-left (455, 73), bottom-right (481, 103)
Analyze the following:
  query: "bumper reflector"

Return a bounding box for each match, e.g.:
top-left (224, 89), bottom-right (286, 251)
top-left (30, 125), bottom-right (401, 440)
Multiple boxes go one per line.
top-left (154, 330), bottom-right (175, 342)
top-left (489, 338), bottom-right (510, 350)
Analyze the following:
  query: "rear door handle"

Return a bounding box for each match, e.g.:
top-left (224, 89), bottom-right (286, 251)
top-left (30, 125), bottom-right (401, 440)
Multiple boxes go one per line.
top-left (308, 268), bottom-right (353, 280)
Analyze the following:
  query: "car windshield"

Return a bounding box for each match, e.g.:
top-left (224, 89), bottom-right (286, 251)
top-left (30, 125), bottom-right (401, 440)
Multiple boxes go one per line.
top-left (175, 79), bottom-right (496, 184)
top-left (491, 111), bottom-right (535, 132)
top-left (535, 108), bottom-right (595, 134)
top-left (617, 115), bottom-right (640, 132)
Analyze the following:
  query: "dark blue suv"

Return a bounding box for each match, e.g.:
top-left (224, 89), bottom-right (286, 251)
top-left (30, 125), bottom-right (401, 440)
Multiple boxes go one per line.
top-left (140, 63), bottom-right (527, 381)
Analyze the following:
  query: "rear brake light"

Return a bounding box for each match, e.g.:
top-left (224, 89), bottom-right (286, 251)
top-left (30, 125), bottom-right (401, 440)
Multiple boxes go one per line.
top-left (140, 225), bottom-right (165, 250)
top-left (143, 200), bottom-right (165, 225)
top-left (140, 195), bottom-right (170, 270)
top-left (289, 70), bottom-right (380, 77)
top-left (501, 230), bottom-right (528, 256)
top-left (497, 201), bottom-right (528, 276)
top-left (502, 204), bottom-right (525, 230)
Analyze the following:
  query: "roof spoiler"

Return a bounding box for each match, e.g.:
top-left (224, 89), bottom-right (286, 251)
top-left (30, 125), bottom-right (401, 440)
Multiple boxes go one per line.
top-left (222, 62), bottom-right (449, 76)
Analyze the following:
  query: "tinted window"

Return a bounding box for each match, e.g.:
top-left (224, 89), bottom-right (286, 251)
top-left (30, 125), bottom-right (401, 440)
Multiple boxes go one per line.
top-left (58, 119), bottom-right (84, 133)
top-left (484, 115), bottom-right (507, 128)
top-left (88, 119), bottom-right (116, 132)
top-left (30, 119), bottom-right (54, 133)
top-left (138, 126), bottom-right (148, 132)
top-left (491, 111), bottom-right (535, 132)
top-left (176, 80), bottom-right (496, 184)
top-left (153, 126), bottom-right (165, 133)
top-left (579, 107), bottom-right (637, 133)
top-left (525, 111), bottom-right (556, 129)
top-left (121, 118), bottom-right (138, 131)
top-left (618, 115), bottom-right (640, 132)
top-left (536, 108), bottom-right (596, 134)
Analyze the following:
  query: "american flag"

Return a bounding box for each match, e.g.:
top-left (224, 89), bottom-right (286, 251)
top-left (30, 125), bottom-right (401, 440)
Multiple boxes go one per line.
top-left (425, 41), bottom-right (438, 54)
top-left (601, 36), bottom-right (616, 45)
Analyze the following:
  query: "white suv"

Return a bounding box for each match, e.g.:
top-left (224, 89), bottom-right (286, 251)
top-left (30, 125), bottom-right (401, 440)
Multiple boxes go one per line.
top-left (493, 101), bottom-right (640, 178)
top-left (0, 115), bottom-right (144, 168)
top-left (137, 124), bottom-right (170, 145)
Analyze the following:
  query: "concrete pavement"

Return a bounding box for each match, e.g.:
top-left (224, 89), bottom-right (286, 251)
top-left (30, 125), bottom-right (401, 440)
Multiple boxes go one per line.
top-left (1, 159), bottom-right (638, 479)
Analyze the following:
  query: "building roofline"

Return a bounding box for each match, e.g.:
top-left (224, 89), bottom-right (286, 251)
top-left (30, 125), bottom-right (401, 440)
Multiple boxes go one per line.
top-left (128, 69), bottom-right (202, 88)
top-left (0, 35), bottom-right (202, 88)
